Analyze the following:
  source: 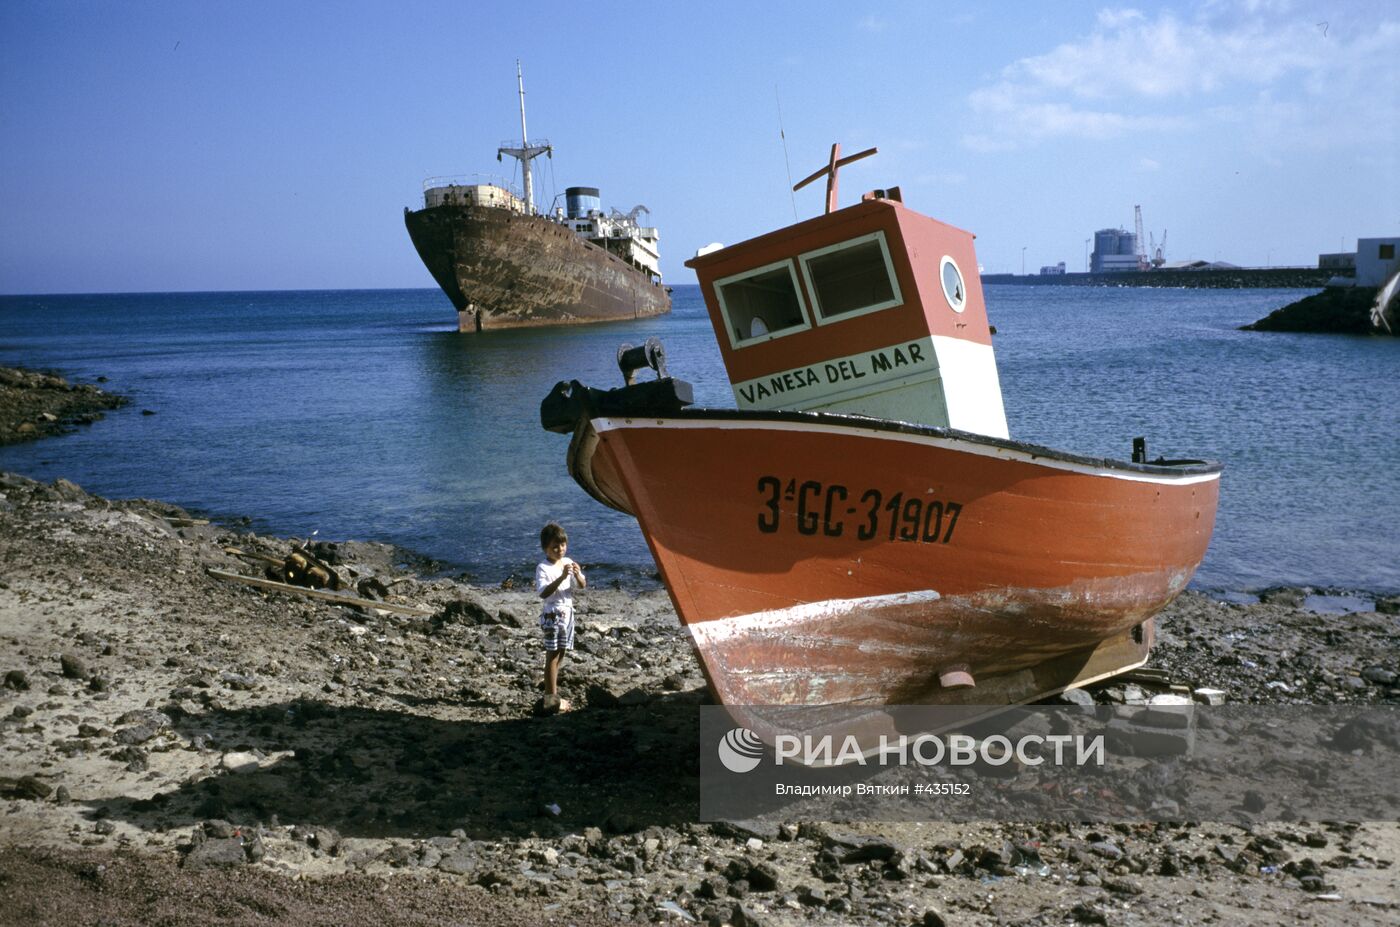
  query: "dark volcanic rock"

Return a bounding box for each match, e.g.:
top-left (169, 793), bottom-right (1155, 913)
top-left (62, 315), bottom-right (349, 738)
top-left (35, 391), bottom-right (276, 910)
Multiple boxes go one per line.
top-left (0, 367), bottom-right (127, 445)
top-left (584, 681), bottom-right (622, 708)
top-left (1241, 286), bottom-right (1390, 335)
top-left (1258, 586), bottom-right (1308, 607)
top-left (437, 848), bottom-right (479, 875)
top-left (1329, 711), bottom-right (1400, 751)
top-left (1071, 901), bottom-right (1109, 924)
top-left (2, 776), bottom-right (54, 800)
top-left (825, 832), bottom-right (899, 865)
top-left (722, 859), bottom-right (780, 893)
top-left (432, 594), bottom-right (495, 628)
top-left (1361, 665), bottom-right (1398, 687)
top-left (181, 837), bottom-right (249, 870)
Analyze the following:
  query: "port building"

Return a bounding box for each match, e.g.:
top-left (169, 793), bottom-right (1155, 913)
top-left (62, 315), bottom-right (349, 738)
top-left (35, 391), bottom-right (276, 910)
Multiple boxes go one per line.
top-left (1357, 238), bottom-right (1400, 286)
top-left (1317, 252), bottom-right (1356, 273)
top-left (1317, 238), bottom-right (1400, 287)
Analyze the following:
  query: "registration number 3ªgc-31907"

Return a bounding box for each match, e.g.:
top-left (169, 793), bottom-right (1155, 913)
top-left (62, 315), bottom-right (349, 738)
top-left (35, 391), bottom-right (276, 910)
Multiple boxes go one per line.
top-left (756, 477), bottom-right (963, 543)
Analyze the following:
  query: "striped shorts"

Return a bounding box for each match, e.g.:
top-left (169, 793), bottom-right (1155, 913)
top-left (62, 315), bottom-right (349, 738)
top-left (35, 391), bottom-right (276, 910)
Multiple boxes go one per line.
top-left (540, 610), bottom-right (575, 652)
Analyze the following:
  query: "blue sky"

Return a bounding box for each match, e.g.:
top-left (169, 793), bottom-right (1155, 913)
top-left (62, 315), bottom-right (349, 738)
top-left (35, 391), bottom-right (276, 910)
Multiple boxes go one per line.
top-left (2, 0), bottom-right (1396, 293)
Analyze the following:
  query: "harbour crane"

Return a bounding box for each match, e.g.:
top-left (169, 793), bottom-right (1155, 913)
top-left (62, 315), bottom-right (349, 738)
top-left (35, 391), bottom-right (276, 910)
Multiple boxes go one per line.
top-left (1150, 229), bottom-right (1168, 267)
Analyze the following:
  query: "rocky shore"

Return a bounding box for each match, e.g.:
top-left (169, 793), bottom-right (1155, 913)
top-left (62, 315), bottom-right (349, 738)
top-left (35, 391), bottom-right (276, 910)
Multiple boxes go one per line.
top-left (0, 374), bottom-right (1396, 926)
top-left (0, 367), bottom-right (128, 445)
top-left (1241, 286), bottom-right (1394, 335)
top-left (1, 473), bottom-right (1396, 926)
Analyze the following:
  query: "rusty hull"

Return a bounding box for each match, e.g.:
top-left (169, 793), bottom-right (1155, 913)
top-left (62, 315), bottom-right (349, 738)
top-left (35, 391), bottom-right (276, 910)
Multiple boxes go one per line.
top-left (404, 204), bottom-right (670, 331)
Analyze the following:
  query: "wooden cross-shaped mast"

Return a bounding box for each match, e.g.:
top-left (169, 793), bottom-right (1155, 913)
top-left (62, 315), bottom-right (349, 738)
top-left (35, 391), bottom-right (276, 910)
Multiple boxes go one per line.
top-left (793, 142), bottom-right (878, 215)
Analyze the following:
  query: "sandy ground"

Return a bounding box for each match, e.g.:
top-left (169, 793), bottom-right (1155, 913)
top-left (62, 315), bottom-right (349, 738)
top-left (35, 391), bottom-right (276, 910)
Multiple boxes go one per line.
top-left (0, 374), bottom-right (1397, 926)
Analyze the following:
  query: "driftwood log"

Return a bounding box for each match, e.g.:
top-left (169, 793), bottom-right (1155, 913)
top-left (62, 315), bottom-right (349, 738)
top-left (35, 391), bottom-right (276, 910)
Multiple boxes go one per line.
top-left (205, 568), bottom-right (433, 616)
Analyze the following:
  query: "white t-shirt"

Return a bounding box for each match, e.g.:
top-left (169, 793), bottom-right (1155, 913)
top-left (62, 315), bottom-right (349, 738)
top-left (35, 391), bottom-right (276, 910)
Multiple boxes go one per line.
top-left (535, 558), bottom-right (576, 617)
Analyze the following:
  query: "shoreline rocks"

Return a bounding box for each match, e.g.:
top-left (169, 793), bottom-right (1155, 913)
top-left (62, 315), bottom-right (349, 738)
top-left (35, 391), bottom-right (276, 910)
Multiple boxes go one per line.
top-left (0, 365), bottom-right (128, 444)
top-left (1241, 285), bottom-right (1394, 335)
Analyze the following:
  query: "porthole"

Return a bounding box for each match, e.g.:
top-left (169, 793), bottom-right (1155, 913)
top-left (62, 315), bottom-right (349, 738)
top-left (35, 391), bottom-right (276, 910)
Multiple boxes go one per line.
top-left (940, 256), bottom-right (966, 313)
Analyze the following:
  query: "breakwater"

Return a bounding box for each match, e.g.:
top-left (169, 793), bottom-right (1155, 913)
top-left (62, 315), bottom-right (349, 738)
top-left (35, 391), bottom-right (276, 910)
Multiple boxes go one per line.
top-left (982, 267), bottom-right (1330, 289)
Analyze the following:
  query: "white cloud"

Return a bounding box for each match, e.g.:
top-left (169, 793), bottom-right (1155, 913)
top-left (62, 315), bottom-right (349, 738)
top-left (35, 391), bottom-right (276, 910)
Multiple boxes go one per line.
top-left (1095, 9), bottom-right (1146, 30)
top-left (857, 15), bottom-right (887, 33)
top-left (965, 85), bottom-right (1186, 146)
top-left (962, 2), bottom-right (1399, 150)
top-left (1138, 157), bottom-right (1161, 171)
top-left (1014, 10), bottom-right (1320, 99)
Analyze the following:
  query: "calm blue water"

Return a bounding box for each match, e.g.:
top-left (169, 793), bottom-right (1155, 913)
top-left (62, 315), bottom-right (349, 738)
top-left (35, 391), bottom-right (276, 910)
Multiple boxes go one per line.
top-left (1, 285), bottom-right (1396, 594)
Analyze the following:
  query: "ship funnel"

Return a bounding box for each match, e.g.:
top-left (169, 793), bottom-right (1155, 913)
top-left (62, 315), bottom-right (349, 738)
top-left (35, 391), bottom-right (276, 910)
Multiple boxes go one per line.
top-left (566, 186), bottom-right (601, 219)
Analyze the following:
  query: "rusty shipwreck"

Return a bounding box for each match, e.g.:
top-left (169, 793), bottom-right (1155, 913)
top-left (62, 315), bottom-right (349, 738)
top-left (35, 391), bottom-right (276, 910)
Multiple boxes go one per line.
top-left (404, 63), bottom-right (670, 332)
top-left (541, 144), bottom-right (1222, 710)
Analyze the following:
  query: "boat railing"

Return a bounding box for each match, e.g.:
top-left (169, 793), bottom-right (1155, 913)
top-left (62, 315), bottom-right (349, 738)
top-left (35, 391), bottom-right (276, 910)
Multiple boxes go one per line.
top-left (422, 174), bottom-right (521, 196)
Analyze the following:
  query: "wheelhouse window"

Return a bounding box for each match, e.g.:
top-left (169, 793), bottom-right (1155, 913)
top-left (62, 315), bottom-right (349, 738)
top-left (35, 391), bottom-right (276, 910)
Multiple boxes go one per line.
top-left (715, 260), bottom-right (811, 348)
top-left (940, 256), bottom-right (966, 312)
top-left (798, 232), bottom-right (903, 323)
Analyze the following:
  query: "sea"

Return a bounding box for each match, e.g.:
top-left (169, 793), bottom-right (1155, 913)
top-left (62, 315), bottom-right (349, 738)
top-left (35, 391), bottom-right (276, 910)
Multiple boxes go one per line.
top-left (1, 285), bottom-right (1396, 597)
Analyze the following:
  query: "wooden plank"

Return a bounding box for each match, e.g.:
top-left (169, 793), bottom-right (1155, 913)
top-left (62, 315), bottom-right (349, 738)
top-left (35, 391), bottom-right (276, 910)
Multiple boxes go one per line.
top-left (205, 568), bottom-right (435, 616)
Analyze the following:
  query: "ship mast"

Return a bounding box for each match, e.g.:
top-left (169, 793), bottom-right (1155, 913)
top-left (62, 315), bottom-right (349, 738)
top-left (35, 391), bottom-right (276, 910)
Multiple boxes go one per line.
top-left (497, 60), bottom-right (552, 215)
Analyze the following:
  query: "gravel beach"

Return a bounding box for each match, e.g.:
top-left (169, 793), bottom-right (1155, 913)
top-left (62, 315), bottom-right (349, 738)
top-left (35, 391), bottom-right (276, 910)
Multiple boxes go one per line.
top-left (1, 373), bottom-right (1397, 926)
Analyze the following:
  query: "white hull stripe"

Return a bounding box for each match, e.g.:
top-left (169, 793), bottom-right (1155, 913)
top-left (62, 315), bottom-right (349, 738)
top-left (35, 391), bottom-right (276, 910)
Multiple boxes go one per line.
top-left (594, 416), bottom-right (1219, 487)
top-left (686, 590), bottom-right (943, 645)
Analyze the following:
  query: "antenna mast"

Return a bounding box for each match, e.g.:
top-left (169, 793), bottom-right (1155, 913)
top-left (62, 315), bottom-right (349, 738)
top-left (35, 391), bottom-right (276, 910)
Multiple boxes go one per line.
top-left (516, 60), bottom-right (529, 146)
top-left (497, 60), bottom-right (552, 215)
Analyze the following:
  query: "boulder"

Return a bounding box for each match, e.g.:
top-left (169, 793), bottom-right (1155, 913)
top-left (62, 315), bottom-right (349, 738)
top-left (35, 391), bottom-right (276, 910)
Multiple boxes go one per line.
top-left (59, 653), bottom-right (90, 680)
top-left (181, 837), bottom-right (249, 870)
top-left (433, 594), bottom-right (495, 628)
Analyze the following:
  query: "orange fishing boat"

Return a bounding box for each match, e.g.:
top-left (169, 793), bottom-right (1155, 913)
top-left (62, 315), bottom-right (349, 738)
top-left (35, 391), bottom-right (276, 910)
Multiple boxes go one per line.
top-left (542, 145), bottom-right (1221, 708)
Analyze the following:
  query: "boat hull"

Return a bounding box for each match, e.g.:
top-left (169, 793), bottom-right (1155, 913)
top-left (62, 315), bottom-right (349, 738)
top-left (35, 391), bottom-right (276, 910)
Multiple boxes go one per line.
top-left (568, 410), bottom-right (1220, 707)
top-left (404, 204), bottom-right (671, 331)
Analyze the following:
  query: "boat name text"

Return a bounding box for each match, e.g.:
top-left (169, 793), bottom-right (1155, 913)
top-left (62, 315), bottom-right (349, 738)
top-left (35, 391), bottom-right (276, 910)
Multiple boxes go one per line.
top-left (757, 477), bottom-right (963, 544)
top-left (735, 341), bottom-right (931, 407)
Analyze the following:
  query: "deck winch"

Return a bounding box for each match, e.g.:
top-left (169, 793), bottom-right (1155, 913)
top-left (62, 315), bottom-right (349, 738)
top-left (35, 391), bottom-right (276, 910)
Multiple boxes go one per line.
top-left (540, 337), bottom-right (692, 434)
top-left (617, 337), bottom-right (670, 385)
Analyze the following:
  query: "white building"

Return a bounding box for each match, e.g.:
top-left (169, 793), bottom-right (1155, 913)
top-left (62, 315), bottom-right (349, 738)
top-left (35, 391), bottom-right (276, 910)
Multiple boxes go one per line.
top-left (1356, 238), bottom-right (1400, 287)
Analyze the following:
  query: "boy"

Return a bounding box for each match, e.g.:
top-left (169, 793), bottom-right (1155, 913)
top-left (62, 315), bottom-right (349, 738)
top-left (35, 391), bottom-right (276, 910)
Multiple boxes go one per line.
top-left (536, 521), bottom-right (585, 711)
